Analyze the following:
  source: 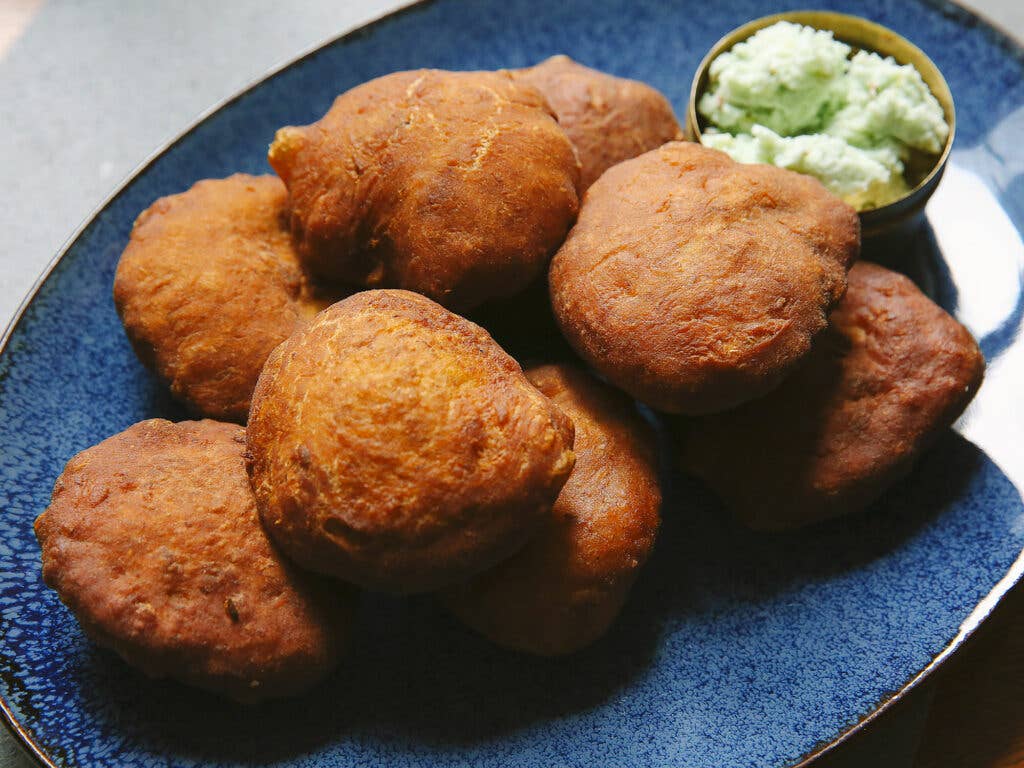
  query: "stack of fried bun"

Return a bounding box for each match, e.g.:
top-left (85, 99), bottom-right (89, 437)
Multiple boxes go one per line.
top-left (35, 57), bottom-right (983, 703)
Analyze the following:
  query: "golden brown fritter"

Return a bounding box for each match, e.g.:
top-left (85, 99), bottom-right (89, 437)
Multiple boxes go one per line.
top-left (268, 69), bottom-right (581, 311)
top-left (246, 290), bottom-right (576, 593)
top-left (514, 55), bottom-right (684, 192)
top-left (442, 364), bottom-right (661, 656)
top-left (114, 174), bottom-right (337, 422)
top-left (34, 419), bottom-right (352, 703)
top-left (675, 261), bottom-right (985, 530)
top-left (549, 142), bottom-right (860, 415)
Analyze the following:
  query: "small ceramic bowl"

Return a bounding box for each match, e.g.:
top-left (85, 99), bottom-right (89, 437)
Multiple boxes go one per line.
top-left (687, 11), bottom-right (955, 239)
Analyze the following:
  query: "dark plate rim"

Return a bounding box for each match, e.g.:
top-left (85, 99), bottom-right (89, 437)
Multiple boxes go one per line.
top-left (1, 1), bottom-right (1022, 766)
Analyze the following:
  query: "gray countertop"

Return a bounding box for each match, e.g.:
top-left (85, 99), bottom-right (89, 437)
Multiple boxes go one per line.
top-left (1, 1), bottom-right (1021, 766)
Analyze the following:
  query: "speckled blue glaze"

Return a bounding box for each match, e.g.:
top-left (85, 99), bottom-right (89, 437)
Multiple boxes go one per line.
top-left (2, 1), bottom-right (1024, 767)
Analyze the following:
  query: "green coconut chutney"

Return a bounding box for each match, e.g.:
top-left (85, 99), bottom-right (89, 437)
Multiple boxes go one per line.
top-left (698, 20), bottom-right (949, 210)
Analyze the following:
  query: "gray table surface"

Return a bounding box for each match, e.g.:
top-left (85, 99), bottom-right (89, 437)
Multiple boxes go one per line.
top-left (1, 1), bottom-right (1021, 766)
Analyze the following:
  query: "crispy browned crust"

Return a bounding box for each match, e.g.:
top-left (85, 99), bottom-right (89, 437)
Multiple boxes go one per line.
top-left (34, 419), bottom-right (352, 703)
top-left (113, 175), bottom-right (338, 422)
top-left (245, 290), bottom-right (576, 593)
top-left (676, 261), bottom-right (986, 530)
top-left (549, 141), bottom-right (860, 414)
top-left (441, 363), bottom-right (661, 655)
top-left (514, 55), bottom-right (684, 192)
top-left (267, 69), bottom-right (581, 311)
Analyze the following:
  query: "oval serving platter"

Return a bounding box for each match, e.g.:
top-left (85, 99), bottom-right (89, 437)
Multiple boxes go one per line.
top-left (2, 1), bottom-right (1024, 766)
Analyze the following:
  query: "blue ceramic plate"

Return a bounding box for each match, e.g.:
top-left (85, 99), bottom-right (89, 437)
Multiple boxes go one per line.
top-left (2, 1), bottom-right (1024, 766)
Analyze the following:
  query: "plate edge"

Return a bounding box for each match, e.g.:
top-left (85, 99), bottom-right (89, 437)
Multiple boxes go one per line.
top-left (793, 545), bottom-right (1024, 766)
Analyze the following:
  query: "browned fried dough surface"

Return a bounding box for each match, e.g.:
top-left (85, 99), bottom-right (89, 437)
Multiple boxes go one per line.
top-left (549, 142), bottom-right (860, 414)
top-left (515, 55), bottom-right (684, 192)
top-left (34, 419), bottom-right (351, 703)
top-left (268, 69), bottom-right (581, 311)
top-left (676, 261), bottom-right (985, 530)
top-left (442, 364), bottom-right (661, 655)
top-left (246, 290), bottom-right (576, 593)
top-left (114, 175), bottom-right (336, 422)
